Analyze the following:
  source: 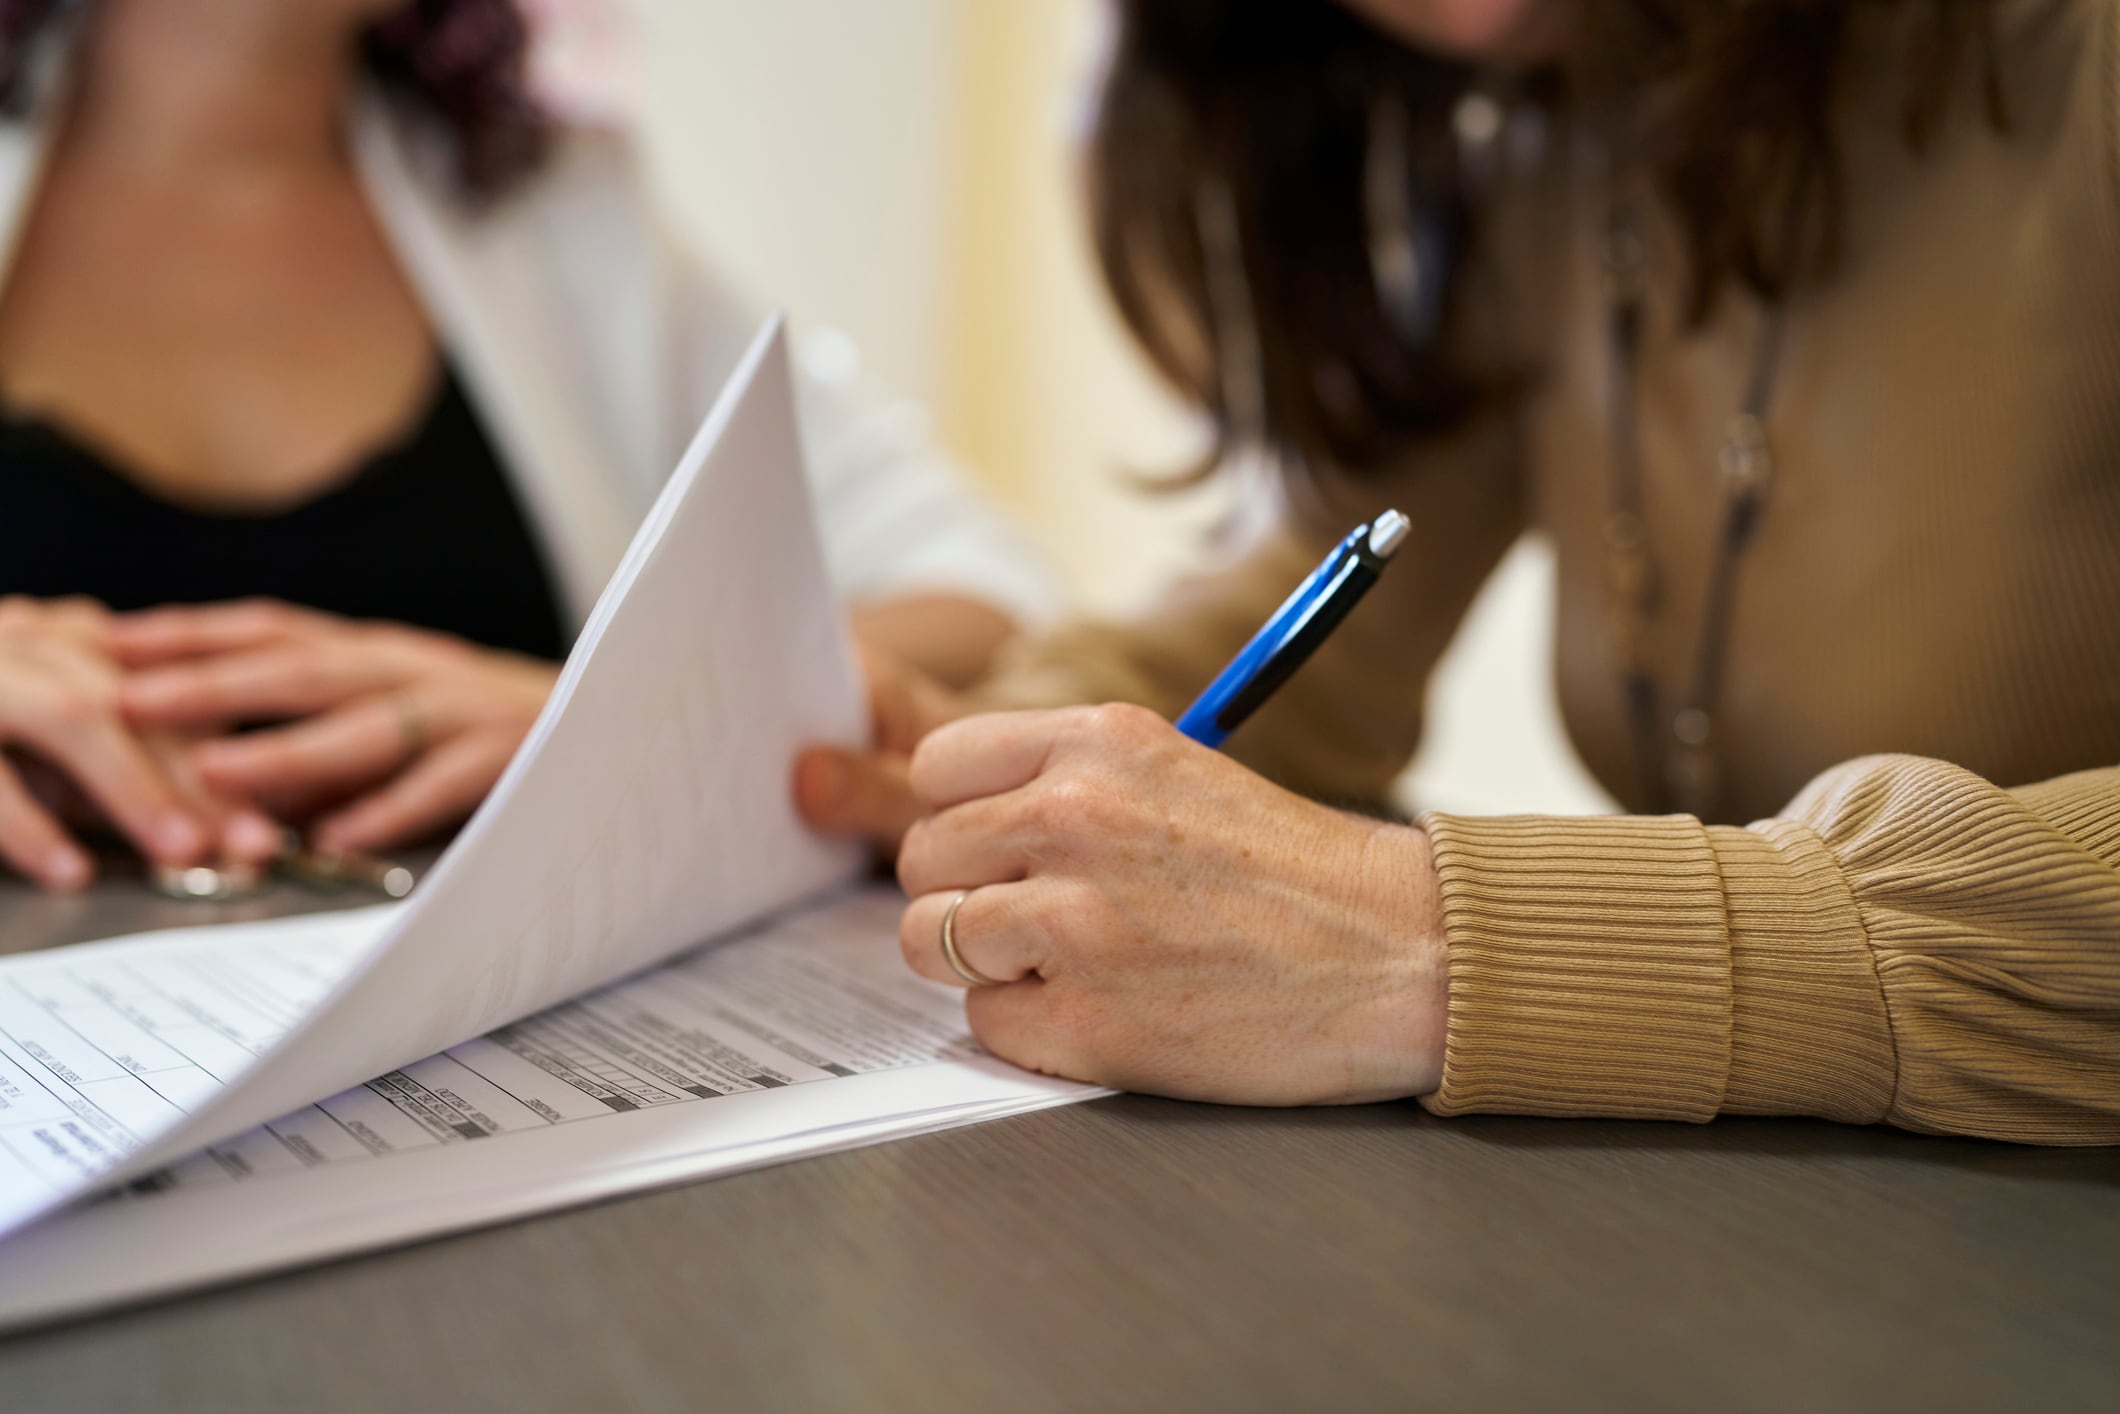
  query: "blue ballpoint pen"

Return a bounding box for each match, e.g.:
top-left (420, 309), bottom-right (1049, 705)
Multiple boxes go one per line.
top-left (1175, 509), bottom-right (1411, 748)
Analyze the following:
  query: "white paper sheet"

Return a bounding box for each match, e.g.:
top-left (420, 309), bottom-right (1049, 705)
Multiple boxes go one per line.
top-left (0, 910), bottom-right (384, 1192)
top-left (0, 318), bottom-right (869, 1239)
top-left (0, 889), bottom-right (1098, 1331)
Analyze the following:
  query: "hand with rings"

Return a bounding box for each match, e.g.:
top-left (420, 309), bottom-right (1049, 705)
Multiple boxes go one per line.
top-left (894, 702), bottom-right (1449, 1105)
top-left (110, 600), bottom-right (558, 852)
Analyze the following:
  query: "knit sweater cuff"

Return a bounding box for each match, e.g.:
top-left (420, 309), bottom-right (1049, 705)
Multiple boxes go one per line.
top-left (1708, 821), bottom-right (1895, 1123)
top-left (1419, 811), bottom-right (1893, 1123)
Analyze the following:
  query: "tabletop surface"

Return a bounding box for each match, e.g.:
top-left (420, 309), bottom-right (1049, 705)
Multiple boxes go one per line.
top-left (0, 877), bottom-right (2116, 1414)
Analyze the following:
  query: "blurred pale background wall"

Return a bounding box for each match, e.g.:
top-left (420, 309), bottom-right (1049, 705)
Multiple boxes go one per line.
top-left (600, 0), bottom-right (1612, 816)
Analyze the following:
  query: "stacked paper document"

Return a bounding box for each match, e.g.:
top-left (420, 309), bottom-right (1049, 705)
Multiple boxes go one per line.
top-left (0, 321), bottom-right (1098, 1330)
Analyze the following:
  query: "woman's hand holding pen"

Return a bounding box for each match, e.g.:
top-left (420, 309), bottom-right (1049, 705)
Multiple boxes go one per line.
top-left (800, 511), bottom-right (1446, 1103)
top-left (111, 600), bottom-right (557, 853)
top-left (892, 703), bottom-right (1447, 1104)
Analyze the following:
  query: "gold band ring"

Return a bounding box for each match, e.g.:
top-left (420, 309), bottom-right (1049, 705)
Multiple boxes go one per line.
top-left (939, 889), bottom-right (1005, 988)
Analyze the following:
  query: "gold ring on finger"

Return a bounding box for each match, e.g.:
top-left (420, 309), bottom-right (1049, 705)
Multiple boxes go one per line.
top-left (939, 889), bottom-right (1005, 988)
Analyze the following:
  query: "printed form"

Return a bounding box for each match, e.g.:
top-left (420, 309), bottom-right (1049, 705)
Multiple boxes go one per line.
top-left (0, 890), bottom-right (1088, 1330)
top-left (0, 910), bottom-right (384, 1200)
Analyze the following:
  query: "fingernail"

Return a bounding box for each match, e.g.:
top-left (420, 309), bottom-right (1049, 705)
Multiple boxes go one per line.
top-left (155, 814), bottom-right (205, 861)
top-left (226, 813), bottom-right (285, 861)
top-left (44, 847), bottom-right (91, 891)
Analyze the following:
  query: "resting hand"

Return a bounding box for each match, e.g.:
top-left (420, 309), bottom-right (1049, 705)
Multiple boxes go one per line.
top-left (0, 596), bottom-right (278, 889)
top-left (894, 703), bottom-right (1447, 1105)
top-left (794, 646), bottom-right (973, 854)
top-left (112, 600), bottom-right (556, 852)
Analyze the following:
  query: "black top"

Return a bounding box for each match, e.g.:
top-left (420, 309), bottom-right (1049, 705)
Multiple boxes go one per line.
top-left (0, 365), bottom-right (568, 660)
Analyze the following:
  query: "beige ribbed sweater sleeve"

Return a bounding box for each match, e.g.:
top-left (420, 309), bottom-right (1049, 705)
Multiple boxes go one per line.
top-left (1422, 755), bottom-right (2120, 1145)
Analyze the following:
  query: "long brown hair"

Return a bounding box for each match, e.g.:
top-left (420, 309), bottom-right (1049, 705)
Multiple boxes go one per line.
top-left (1091, 0), bottom-right (2008, 478)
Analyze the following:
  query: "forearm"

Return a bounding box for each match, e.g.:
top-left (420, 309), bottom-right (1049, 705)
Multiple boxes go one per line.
top-left (1418, 757), bottom-right (2120, 1145)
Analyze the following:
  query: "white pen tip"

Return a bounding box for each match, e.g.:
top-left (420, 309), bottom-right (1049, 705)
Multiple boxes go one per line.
top-left (1368, 509), bottom-right (1411, 558)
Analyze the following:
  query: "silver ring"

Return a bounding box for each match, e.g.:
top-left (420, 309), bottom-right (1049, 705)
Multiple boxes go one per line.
top-left (939, 889), bottom-right (1005, 988)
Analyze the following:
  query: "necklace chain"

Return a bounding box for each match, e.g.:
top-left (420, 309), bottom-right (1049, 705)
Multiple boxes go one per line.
top-left (1600, 199), bottom-right (1789, 819)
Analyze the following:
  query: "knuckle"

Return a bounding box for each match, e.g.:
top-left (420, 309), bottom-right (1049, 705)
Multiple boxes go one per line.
top-left (893, 820), bottom-right (934, 893)
top-left (1045, 890), bottom-right (1111, 966)
top-left (1082, 701), bottom-right (1165, 746)
top-left (1000, 889), bottom-right (1071, 965)
top-left (905, 721), bottom-right (960, 786)
top-left (1024, 775), bottom-right (1117, 839)
top-left (898, 813), bottom-right (975, 896)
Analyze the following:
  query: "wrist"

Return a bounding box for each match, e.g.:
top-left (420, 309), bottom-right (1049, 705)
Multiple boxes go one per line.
top-left (1342, 817), bottom-right (1449, 1099)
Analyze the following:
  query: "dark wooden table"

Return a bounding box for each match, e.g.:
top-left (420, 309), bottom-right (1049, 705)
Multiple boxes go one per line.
top-left (1, 878), bottom-right (2117, 1413)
